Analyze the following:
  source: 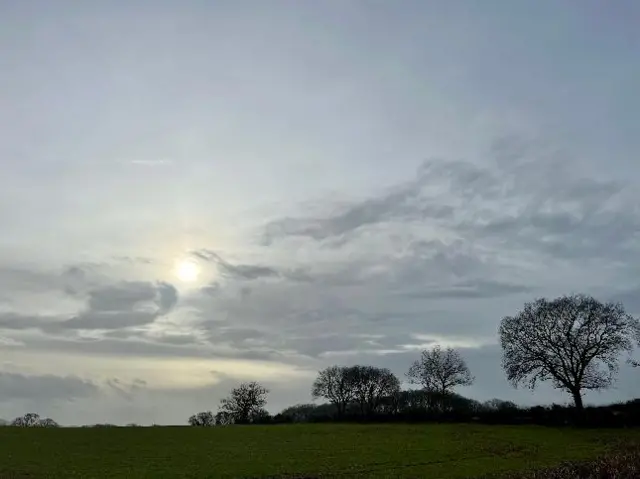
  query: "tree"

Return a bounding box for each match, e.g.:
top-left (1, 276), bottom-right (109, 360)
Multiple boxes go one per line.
top-left (483, 399), bottom-right (519, 413)
top-left (406, 346), bottom-right (474, 410)
top-left (188, 411), bottom-right (216, 427)
top-left (348, 365), bottom-right (401, 417)
top-left (311, 366), bottom-right (356, 418)
top-left (37, 417), bottom-right (59, 428)
top-left (499, 294), bottom-right (639, 412)
top-left (219, 381), bottom-right (269, 424)
top-left (10, 413), bottom-right (58, 427)
top-left (215, 411), bottom-right (234, 425)
top-left (11, 413), bottom-right (42, 427)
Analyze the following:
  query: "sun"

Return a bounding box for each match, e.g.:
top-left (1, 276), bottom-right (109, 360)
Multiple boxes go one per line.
top-left (175, 260), bottom-right (200, 282)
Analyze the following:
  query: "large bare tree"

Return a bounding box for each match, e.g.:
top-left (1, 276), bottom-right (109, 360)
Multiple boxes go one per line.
top-left (349, 365), bottom-right (401, 417)
top-left (500, 294), bottom-right (639, 411)
top-left (406, 346), bottom-right (474, 405)
top-left (219, 381), bottom-right (269, 424)
top-left (311, 366), bottom-right (355, 418)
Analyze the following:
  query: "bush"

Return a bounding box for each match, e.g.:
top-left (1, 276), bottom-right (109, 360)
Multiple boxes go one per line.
top-left (490, 444), bottom-right (640, 478)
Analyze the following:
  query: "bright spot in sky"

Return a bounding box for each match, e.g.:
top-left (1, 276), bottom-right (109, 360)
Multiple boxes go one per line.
top-left (175, 260), bottom-right (200, 282)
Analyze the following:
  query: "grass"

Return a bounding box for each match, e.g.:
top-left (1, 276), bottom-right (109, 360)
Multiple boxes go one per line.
top-left (0, 423), bottom-right (638, 478)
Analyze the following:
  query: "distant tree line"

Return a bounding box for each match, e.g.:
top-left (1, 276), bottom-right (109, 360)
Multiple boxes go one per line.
top-left (186, 294), bottom-right (640, 428)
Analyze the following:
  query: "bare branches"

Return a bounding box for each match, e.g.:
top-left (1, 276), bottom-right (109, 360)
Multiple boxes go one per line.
top-left (499, 294), bottom-right (639, 410)
top-left (311, 366), bottom-right (355, 418)
top-left (312, 365), bottom-right (400, 418)
top-left (219, 381), bottom-right (269, 424)
top-left (406, 346), bottom-right (474, 396)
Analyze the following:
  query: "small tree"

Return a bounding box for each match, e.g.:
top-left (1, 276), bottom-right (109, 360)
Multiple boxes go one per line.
top-left (406, 346), bottom-right (474, 410)
top-left (311, 366), bottom-right (355, 418)
top-left (36, 417), bottom-right (59, 428)
top-left (188, 411), bottom-right (216, 427)
top-left (500, 294), bottom-right (639, 412)
top-left (215, 411), bottom-right (234, 425)
top-left (219, 381), bottom-right (269, 424)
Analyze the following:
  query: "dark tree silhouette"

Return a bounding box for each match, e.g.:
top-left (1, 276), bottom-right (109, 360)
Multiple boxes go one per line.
top-left (188, 411), bottom-right (215, 427)
top-left (37, 417), bottom-right (59, 428)
top-left (219, 381), bottom-right (269, 424)
top-left (406, 346), bottom-right (474, 410)
top-left (311, 366), bottom-right (355, 418)
top-left (349, 365), bottom-right (400, 417)
top-left (500, 294), bottom-right (639, 411)
top-left (10, 413), bottom-right (58, 427)
top-left (215, 411), bottom-right (234, 425)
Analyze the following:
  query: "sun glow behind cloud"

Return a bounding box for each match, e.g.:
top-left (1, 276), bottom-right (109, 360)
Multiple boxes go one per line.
top-left (175, 260), bottom-right (200, 283)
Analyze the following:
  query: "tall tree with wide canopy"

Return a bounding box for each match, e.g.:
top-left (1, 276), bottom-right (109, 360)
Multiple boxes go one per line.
top-left (311, 366), bottom-right (355, 418)
top-left (500, 294), bottom-right (639, 411)
top-left (219, 381), bottom-right (269, 424)
top-left (348, 365), bottom-right (401, 417)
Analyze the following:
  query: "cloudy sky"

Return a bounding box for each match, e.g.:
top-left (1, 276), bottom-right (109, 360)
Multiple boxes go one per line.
top-left (1, 1), bottom-right (639, 425)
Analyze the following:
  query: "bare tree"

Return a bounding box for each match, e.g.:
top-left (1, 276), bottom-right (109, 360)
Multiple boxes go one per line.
top-left (188, 411), bottom-right (216, 427)
top-left (37, 418), bottom-right (59, 428)
top-left (500, 294), bottom-right (639, 412)
top-left (11, 413), bottom-right (42, 427)
top-left (311, 366), bottom-right (355, 418)
top-left (219, 381), bottom-right (269, 424)
top-left (215, 411), bottom-right (234, 425)
top-left (348, 365), bottom-right (401, 417)
top-left (406, 346), bottom-right (474, 407)
top-left (631, 322), bottom-right (640, 368)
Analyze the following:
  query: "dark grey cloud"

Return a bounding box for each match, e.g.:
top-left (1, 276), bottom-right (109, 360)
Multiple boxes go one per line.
top-left (261, 139), bottom-right (640, 268)
top-left (0, 372), bottom-right (98, 402)
top-left (105, 378), bottom-right (147, 401)
top-left (191, 249), bottom-right (280, 280)
top-left (60, 281), bottom-right (177, 330)
top-left (0, 281), bottom-right (178, 332)
top-left (261, 171), bottom-right (434, 244)
top-left (191, 250), bottom-right (314, 289)
top-left (400, 279), bottom-right (534, 299)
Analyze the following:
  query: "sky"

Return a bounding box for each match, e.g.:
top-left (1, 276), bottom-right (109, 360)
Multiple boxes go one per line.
top-left (1, 1), bottom-right (639, 425)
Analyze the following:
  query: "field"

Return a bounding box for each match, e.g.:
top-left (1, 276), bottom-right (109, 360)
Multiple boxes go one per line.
top-left (0, 423), bottom-right (638, 478)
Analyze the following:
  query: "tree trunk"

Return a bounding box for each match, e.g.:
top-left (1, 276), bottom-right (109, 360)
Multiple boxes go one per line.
top-left (571, 389), bottom-right (584, 412)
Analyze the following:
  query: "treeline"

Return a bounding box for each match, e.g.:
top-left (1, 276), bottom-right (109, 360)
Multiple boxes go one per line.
top-left (188, 294), bottom-right (639, 429)
top-left (272, 395), bottom-right (640, 428)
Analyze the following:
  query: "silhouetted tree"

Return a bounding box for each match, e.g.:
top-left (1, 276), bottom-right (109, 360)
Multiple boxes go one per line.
top-left (219, 381), bottom-right (269, 424)
top-left (348, 365), bottom-right (400, 417)
top-left (37, 417), bottom-right (59, 428)
top-left (250, 408), bottom-right (272, 424)
top-left (311, 366), bottom-right (355, 418)
top-left (500, 294), bottom-right (639, 412)
top-left (276, 404), bottom-right (318, 423)
top-left (188, 411), bottom-right (216, 427)
top-left (10, 413), bottom-right (58, 427)
top-left (407, 346), bottom-right (474, 411)
top-left (483, 398), bottom-right (519, 413)
top-left (215, 411), bottom-right (234, 425)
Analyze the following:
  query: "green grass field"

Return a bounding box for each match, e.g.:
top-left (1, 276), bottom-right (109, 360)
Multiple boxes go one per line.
top-left (0, 423), bottom-right (637, 478)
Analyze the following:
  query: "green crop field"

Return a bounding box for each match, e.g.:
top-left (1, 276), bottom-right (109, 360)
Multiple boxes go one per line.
top-left (0, 423), bottom-right (637, 478)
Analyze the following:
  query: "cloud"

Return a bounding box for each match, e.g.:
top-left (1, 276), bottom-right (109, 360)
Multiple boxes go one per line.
top-left (261, 137), bottom-right (639, 269)
top-left (0, 372), bottom-right (98, 402)
top-left (400, 279), bottom-right (534, 299)
top-left (105, 378), bottom-right (147, 401)
top-left (191, 249), bottom-right (280, 280)
top-left (0, 280), bottom-right (178, 332)
top-left (60, 281), bottom-right (178, 330)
